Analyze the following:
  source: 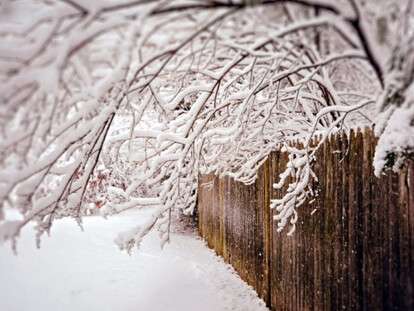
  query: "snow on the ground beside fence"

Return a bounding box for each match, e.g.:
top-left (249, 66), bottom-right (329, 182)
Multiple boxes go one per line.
top-left (0, 209), bottom-right (268, 311)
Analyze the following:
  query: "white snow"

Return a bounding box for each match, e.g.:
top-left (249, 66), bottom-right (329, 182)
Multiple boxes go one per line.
top-left (374, 104), bottom-right (414, 176)
top-left (0, 209), bottom-right (268, 311)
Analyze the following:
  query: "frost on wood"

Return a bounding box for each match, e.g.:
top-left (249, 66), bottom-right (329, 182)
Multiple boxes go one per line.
top-left (0, 0), bottom-right (413, 251)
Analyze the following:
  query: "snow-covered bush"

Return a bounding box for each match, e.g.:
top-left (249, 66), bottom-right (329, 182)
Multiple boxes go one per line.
top-left (0, 0), bottom-right (413, 253)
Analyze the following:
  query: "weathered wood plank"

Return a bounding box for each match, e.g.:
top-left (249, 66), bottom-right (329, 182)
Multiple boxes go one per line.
top-left (197, 129), bottom-right (414, 311)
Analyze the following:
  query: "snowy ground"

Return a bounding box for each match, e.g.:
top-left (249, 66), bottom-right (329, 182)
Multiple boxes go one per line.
top-left (0, 209), bottom-right (268, 311)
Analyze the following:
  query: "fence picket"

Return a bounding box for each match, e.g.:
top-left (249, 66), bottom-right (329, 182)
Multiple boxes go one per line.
top-left (196, 129), bottom-right (414, 310)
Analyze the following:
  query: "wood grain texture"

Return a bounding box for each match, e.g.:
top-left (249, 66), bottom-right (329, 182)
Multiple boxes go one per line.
top-left (197, 128), bottom-right (414, 311)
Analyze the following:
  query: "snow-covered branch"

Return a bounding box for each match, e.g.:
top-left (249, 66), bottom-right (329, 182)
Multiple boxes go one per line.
top-left (1, 0), bottom-right (412, 252)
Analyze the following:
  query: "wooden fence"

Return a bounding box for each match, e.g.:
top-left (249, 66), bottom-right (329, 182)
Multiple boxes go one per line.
top-left (197, 128), bottom-right (413, 311)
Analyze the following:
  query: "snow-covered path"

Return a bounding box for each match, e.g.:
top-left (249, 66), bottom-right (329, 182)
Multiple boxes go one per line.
top-left (0, 210), bottom-right (268, 311)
